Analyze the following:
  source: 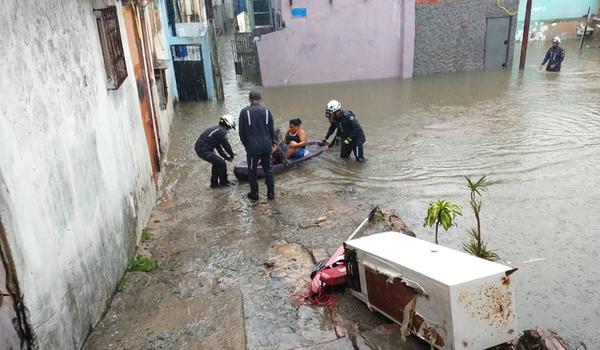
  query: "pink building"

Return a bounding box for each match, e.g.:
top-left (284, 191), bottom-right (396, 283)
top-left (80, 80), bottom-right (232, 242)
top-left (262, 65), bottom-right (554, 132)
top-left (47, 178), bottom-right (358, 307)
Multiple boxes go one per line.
top-left (255, 0), bottom-right (416, 86)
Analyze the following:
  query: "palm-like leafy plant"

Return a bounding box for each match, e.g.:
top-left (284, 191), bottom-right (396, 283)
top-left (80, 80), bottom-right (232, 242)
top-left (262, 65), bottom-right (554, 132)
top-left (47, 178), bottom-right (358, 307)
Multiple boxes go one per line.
top-left (462, 176), bottom-right (499, 261)
top-left (424, 199), bottom-right (462, 244)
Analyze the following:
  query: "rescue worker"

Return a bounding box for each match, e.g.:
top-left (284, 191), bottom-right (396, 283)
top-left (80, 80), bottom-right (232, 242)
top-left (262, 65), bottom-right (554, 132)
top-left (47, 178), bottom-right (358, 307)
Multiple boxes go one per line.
top-left (238, 90), bottom-right (277, 201)
top-left (540, 36), bottom-right (565, 72)
top-left (194, 114), bottom-right (236, 188)
top-left (321, 100), bottom-right (366, 162)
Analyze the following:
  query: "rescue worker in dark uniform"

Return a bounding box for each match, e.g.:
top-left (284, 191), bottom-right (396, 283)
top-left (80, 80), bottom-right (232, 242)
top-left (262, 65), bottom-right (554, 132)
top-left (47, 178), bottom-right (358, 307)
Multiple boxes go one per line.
top-left (238, 90), bottom-right (277, 201)
top-left (195, 114), bottom-right (236, 188)
top-left (540, 36), bottom-right (565, 72)
top-left (321, 100), bottom-right (366, 162)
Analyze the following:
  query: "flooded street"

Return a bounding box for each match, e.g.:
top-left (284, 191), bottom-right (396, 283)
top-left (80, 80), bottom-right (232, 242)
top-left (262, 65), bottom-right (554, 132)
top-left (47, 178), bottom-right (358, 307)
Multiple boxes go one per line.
top-left (168, 38), bottom-right (600, 347)
top-left (85, 38), bottom-right (600, 350)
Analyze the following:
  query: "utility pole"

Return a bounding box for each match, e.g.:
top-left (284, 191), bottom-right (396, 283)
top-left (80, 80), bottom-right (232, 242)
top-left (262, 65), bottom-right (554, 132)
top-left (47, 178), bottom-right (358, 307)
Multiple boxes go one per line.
top-left (205, 0), bottom-right (225, 101)
top-left (580, 6), bottom-right (591, 50)
top-left (519, 0), bottom-right (533, 70)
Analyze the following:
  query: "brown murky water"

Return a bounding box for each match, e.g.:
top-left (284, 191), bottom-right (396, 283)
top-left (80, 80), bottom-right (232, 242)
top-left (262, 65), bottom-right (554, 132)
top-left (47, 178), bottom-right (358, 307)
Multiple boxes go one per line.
top-left (167, 38), bottom-right (600, 348)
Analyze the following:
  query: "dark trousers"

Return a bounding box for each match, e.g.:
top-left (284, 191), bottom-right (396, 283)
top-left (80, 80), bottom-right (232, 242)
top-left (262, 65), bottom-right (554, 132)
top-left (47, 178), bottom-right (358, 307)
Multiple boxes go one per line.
top-left (200, 152), bottom-right (228, 186)
top-left (340, 143), bottom-right (364, 161)
top-left (247, 153), bottom-right (274, 194)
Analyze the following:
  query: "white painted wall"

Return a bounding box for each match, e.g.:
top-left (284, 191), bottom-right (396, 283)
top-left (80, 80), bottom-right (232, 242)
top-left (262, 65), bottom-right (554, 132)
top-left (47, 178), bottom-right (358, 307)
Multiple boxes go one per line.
top-left (0, 1), bottom-right (162, 348)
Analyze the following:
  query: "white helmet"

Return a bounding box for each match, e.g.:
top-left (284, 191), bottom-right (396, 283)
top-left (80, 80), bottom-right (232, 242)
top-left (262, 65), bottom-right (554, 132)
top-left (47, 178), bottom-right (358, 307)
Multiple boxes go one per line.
top-left (552, 36), bottom-right (561, 44)
top-left (219, 114), bottom-right (236, 129)
top-left (325, 100), bottom-right (341, 118)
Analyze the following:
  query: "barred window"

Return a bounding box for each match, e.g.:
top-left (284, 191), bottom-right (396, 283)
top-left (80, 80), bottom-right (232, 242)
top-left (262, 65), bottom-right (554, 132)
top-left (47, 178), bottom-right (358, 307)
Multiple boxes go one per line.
top-left (94, 7), bottom-right (128, 90)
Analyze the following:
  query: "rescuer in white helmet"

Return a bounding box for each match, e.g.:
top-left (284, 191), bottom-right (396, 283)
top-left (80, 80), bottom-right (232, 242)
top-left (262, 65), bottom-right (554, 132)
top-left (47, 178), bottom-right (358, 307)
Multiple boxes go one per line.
top-left (194, 114), bottom-right (236, 188)
top-left (540, 36), bottom-right (565, 72)
top-left (322, 100), bottom-right (366, 162)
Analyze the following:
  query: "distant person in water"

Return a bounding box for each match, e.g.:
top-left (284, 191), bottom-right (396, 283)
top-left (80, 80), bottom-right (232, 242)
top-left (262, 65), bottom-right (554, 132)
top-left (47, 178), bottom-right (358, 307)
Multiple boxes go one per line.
top-left (282, 119), bottom-right (307, 159)
top-left (540, 36), bottom-right (565, 72)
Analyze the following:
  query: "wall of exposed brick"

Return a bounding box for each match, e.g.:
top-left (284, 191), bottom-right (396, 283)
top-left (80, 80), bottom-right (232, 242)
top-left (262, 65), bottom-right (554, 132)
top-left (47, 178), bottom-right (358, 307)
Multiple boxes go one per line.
top-left (414, 0), bottom-right (519, 75)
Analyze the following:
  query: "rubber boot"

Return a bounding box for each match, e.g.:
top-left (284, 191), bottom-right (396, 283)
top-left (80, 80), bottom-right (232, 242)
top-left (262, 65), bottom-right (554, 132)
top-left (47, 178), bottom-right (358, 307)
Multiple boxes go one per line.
top-left (247, 188), bottom-right (259, 200)
top-left (267, 186), bottom-right (275, 200)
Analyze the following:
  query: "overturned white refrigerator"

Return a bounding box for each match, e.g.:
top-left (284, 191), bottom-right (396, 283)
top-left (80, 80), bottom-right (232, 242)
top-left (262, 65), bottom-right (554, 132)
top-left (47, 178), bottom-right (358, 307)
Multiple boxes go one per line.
top-left (344, 231), bottom-right (517, 350)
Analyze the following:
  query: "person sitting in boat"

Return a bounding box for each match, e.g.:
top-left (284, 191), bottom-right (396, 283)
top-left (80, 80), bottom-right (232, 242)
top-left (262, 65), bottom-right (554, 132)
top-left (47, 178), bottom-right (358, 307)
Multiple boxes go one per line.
top-left (282, 118), bottom-right (307, 159)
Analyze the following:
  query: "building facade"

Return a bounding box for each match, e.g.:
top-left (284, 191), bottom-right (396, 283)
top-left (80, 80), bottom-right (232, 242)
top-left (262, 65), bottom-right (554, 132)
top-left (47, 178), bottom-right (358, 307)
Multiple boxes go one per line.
top-left (414, 0), bottom-right (519, 75)
top-left (0, 0), bottom-right (175, 348)
top-left (255, 0), bottom-right (415, 86)
top-left (161, 0), bottom-right (216, 101)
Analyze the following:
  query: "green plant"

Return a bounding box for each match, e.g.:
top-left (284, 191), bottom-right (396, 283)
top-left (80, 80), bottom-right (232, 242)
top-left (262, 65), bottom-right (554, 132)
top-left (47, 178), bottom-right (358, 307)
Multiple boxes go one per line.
top-left (424, 199), bottom-right (462, 244)
top-left (130, 254), bottom-right (158, 272)
top-left (116, 276), bottom-right (128, 292)
top-left (140, 228), bottom-right (152, 242)
top-left (462, 176), bottom-right (499, 261)
top-left (372, 210), bottom-right (385, 223)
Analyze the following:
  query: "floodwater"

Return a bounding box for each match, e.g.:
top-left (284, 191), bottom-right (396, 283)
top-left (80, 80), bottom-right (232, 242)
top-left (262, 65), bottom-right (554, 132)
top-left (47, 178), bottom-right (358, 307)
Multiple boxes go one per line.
top-left (167, 38), bottom-right (600, 347)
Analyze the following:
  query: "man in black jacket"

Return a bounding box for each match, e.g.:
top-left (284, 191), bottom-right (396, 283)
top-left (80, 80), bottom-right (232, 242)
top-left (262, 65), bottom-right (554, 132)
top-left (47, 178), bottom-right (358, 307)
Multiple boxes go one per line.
top-left (321, 100), bottom-right (366, 162)
top-left (238, 90), bottom-right (277, 200)
top-left (195, 115), bottom-right (236, 188)
top-left (540, 36), bottom-right (565, 72)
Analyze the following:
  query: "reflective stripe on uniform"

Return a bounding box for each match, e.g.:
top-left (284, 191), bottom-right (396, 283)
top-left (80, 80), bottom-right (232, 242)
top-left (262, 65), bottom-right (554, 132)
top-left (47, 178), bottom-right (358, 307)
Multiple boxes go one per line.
top-left (247, 110), bottom-right (251, 126)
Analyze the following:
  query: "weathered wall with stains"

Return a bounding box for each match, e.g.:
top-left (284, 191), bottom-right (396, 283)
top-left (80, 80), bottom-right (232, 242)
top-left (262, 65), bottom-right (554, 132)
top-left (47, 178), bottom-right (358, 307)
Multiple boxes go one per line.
top-left (256, 0), bottom-right (415, 86)
top-left (0, 1), bottom-right (158, 348)
top-left (414, 0), bottom-right (518, 75)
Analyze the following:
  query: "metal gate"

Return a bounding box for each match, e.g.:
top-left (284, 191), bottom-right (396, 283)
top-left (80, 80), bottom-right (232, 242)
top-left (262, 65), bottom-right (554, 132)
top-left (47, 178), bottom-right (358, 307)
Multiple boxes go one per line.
top-left (232, 33), bottom-right (262, 85)
top-left (170, 45), bottom-right (208, 101)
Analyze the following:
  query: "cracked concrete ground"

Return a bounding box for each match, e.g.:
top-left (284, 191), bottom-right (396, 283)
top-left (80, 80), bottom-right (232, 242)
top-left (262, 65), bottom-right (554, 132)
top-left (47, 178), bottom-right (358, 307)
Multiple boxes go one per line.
top-left (84, 152), bottom-right (430, 350)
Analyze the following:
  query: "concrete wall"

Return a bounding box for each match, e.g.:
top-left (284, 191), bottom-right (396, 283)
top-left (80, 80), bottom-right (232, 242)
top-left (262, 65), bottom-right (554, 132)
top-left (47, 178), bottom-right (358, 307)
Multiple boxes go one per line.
top-left (0, 1), bottom-right (160, 348)
top-left (256, 0), bottom-right (415, 86)
top-left (414, 0), bottom-right (518, 75)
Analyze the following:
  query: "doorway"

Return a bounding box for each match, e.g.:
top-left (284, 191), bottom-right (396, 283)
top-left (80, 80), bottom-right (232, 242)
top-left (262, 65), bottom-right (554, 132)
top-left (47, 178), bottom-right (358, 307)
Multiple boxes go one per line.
top-left (171, 45), bottom-right (208, 101)
top-left (0, 221), bottom-right (32, 349)
top-left (484, 17), bottom-right (512, 70)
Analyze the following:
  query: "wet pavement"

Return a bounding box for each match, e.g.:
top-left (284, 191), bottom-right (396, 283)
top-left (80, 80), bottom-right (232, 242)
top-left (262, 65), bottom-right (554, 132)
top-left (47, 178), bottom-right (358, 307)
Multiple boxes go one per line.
top-left (85, 37), bottom-right (600, 349)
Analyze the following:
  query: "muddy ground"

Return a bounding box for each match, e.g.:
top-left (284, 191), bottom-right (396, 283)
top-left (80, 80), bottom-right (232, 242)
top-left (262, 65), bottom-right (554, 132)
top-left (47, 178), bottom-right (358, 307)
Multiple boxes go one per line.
top-left (84, 168), bottom-right (430, 350)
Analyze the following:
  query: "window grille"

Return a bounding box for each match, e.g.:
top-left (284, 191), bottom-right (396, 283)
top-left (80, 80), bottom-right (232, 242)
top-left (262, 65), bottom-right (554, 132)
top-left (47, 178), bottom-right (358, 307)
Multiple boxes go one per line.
top-left (94, 7), bottom-right (128, 90)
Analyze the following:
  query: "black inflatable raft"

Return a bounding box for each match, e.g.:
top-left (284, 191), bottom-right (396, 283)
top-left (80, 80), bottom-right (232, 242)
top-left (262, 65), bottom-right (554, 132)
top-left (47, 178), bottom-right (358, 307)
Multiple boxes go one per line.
top-left (233, 141), bottom-right (326, 181)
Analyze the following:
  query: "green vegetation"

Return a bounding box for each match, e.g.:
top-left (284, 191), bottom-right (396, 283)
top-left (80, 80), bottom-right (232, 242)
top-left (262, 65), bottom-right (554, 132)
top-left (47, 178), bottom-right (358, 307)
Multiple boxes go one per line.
top-left (129, 254), bottom-right (158, 272)
top-left (462, 176), bottom-right (499, 261)
top-left (372, 210), bottom-right (385, 223)
top-left (140, 228), bottom-right (152, 242)
top-left (424, 199), bottom-right (462, 244)
top-left (116, 276), bottom-right (128, 292)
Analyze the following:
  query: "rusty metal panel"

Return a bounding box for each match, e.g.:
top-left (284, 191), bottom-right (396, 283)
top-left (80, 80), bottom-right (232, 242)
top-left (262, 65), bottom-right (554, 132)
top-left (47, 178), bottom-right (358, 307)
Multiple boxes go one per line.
top-left (365, 266), bottom-right (416, 324)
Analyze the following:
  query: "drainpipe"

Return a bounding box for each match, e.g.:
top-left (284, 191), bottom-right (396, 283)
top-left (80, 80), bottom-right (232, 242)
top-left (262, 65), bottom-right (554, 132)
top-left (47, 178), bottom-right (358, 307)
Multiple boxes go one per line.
top-left (205, 0), bottom-right (224, 101)
top-left (519, 0), bottom-right (532, 70)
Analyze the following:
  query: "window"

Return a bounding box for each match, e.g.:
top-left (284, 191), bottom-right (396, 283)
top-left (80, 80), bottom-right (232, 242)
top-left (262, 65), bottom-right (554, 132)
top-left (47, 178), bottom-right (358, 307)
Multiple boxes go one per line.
top-left (94, 7), bottom-right (128, 90)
